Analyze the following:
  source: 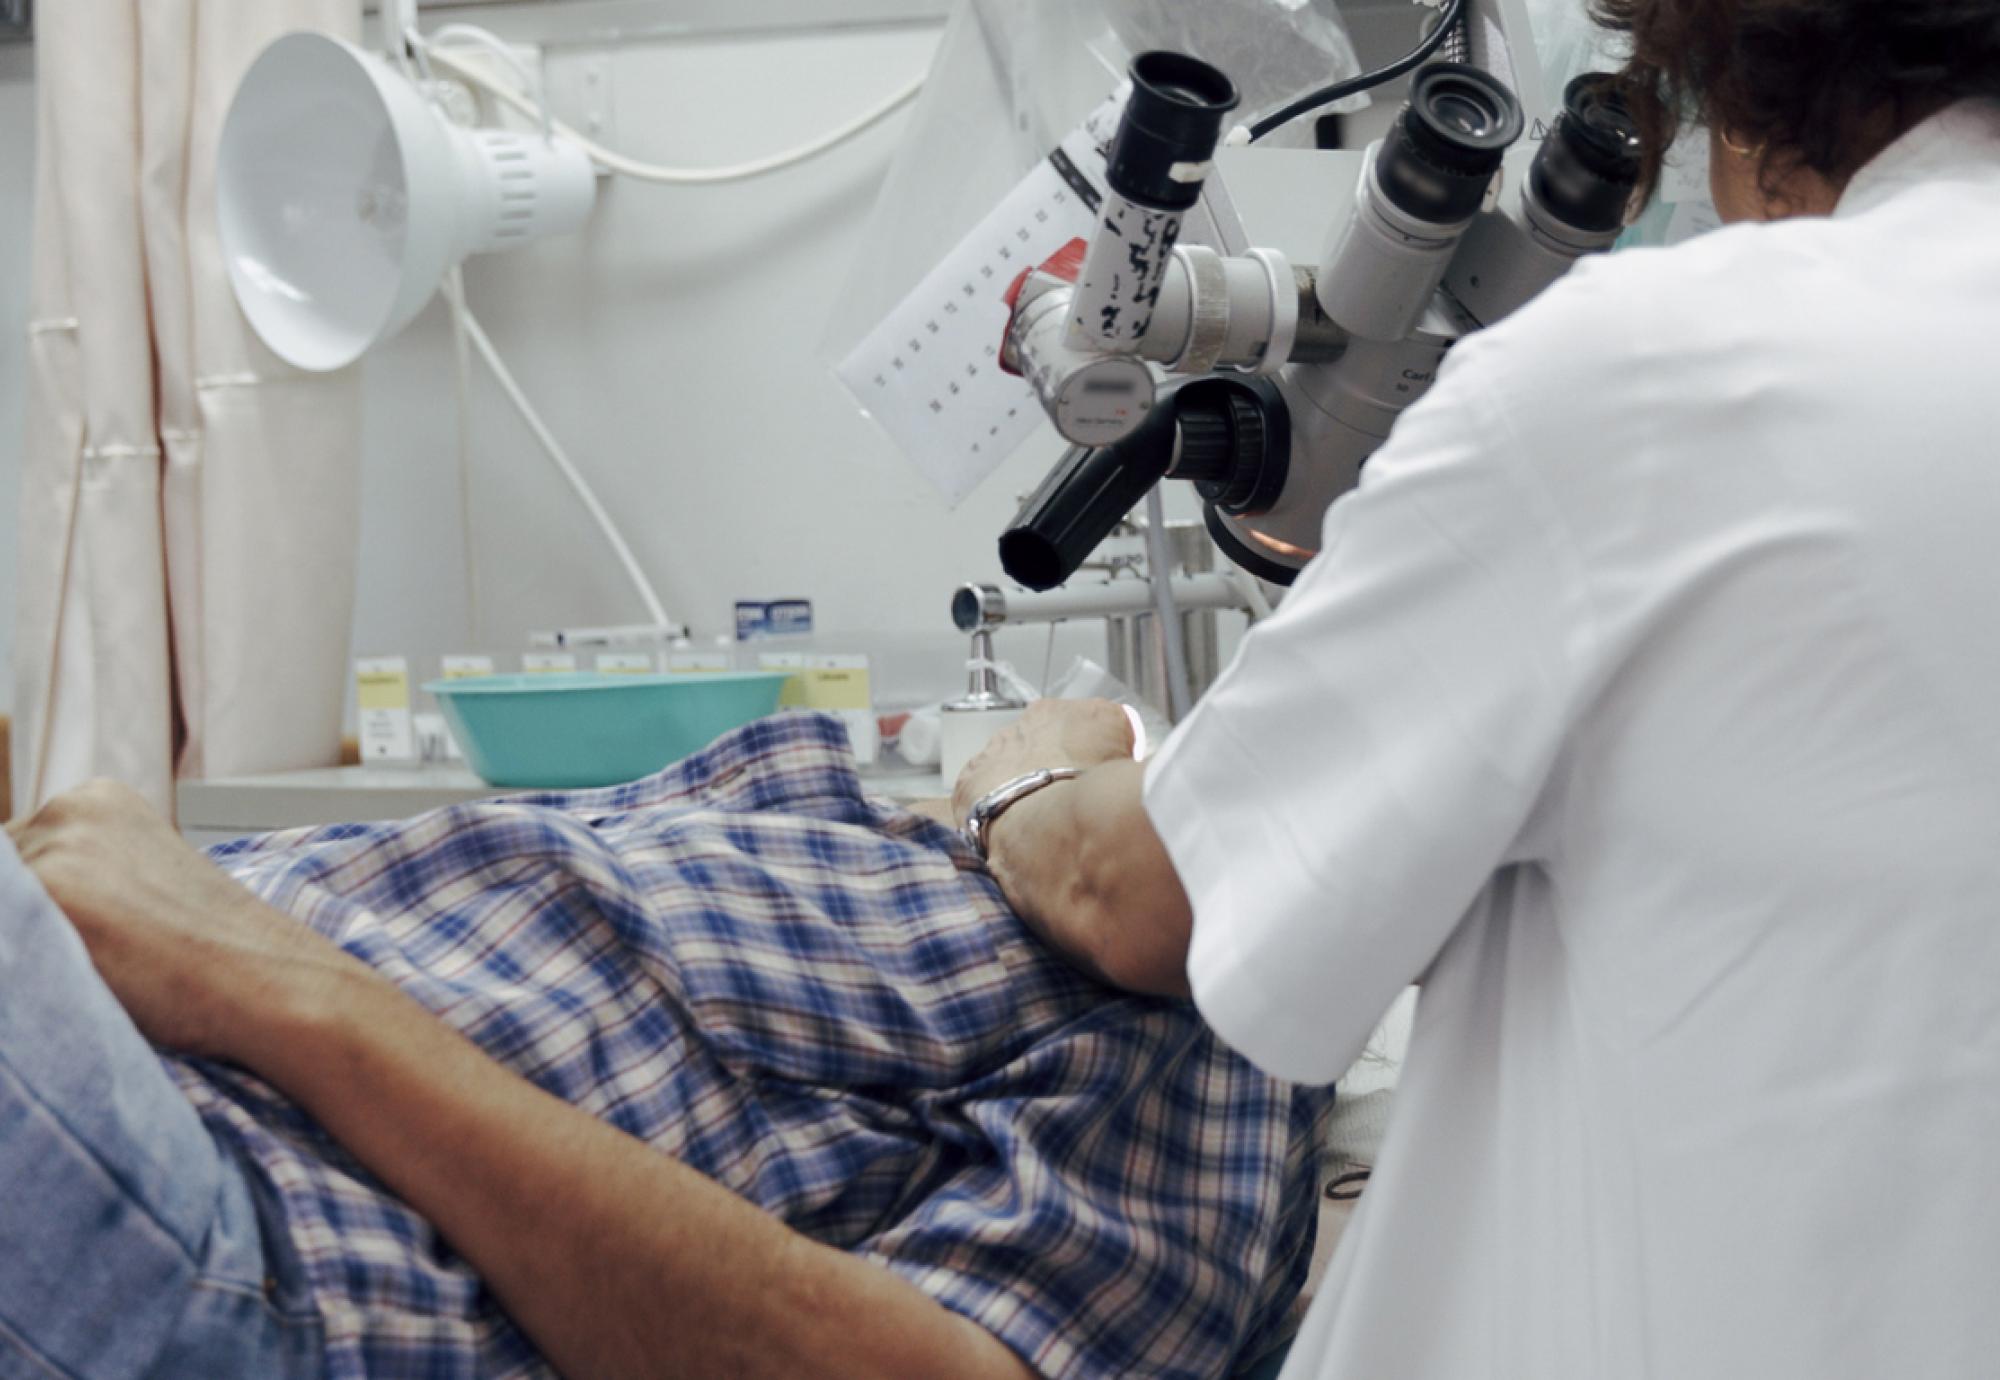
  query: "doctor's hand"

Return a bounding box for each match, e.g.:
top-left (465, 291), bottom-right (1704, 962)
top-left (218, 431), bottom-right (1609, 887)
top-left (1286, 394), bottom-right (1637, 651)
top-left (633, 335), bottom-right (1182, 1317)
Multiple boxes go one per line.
top-left (951, 698), bottom-right (1137, 822)
top-left (6, 779), bottom-right (371, 1058)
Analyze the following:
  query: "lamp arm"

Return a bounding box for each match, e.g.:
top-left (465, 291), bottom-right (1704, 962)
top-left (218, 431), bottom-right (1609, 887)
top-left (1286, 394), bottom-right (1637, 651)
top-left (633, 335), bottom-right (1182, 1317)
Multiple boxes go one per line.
top-left (383, 0), bottom-right (420, 78)
top-left (450, 299), bottom-right (677, 635)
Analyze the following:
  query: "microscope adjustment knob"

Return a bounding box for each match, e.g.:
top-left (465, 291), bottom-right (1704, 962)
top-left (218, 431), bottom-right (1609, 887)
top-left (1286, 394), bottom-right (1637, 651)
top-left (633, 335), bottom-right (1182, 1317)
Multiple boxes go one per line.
top-left (1195, 391), bottom-right (1274, 513)
top-left (1167, 376), bottom-right (1291, 517)
top-left (1174, 397), bottom-right (1236, 483)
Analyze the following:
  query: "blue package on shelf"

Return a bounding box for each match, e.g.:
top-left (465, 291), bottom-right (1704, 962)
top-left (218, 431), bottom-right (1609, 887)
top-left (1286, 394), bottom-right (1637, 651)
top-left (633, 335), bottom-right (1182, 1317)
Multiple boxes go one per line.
top-left (735, 599), bottom-right (814, 641)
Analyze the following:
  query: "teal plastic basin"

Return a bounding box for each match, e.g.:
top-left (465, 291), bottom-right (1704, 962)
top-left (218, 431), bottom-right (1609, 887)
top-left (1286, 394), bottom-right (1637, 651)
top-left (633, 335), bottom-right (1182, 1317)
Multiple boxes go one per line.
top-left (424, 671), bottom-right (792, 789)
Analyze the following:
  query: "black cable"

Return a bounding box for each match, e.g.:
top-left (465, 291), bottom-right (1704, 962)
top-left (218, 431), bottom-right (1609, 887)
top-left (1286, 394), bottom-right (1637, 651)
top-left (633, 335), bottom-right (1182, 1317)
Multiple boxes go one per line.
top-left (1246, 0), bottom-right (1469, 143)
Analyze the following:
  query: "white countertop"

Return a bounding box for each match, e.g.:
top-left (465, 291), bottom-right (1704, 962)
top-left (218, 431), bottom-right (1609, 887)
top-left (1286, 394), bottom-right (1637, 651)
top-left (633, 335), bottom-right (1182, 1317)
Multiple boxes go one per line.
top-left (178, 761), bottom-right (949, 841)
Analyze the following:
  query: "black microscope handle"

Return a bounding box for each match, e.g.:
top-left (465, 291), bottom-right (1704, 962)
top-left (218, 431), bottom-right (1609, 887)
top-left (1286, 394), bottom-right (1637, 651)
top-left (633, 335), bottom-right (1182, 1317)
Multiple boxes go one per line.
top-left (998, 405), bottom-right (1178, 592)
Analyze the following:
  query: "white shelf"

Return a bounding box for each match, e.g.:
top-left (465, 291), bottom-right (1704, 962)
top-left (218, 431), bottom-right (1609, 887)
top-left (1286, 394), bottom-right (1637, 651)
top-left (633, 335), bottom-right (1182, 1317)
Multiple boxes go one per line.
top-left (178, 760), bottom-right (948, 846)
top-left (178, 765), bottom-right (517, 841)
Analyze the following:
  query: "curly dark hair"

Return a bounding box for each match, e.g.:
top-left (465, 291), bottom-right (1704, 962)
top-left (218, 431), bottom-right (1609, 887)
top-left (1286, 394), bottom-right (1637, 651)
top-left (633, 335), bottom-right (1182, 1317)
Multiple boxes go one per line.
top-left (1591, 0), bottom-right (2000, 197)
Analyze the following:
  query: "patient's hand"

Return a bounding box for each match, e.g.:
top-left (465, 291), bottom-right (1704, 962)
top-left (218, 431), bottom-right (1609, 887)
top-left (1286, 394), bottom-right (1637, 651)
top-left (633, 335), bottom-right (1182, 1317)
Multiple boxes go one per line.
top-left (6, 780), bottom-right (367, 1057)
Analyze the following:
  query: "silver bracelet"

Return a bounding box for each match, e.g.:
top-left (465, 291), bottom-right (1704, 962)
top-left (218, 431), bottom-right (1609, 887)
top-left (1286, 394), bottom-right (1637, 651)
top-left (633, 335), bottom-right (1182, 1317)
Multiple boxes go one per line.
top-left (960, 768), bottom-right (1083, 863)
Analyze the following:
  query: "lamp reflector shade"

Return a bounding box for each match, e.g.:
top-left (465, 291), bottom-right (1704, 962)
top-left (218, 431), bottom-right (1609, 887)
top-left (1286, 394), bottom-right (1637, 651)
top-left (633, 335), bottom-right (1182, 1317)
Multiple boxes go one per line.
top-left (218, 32), bottom-right (595, 372)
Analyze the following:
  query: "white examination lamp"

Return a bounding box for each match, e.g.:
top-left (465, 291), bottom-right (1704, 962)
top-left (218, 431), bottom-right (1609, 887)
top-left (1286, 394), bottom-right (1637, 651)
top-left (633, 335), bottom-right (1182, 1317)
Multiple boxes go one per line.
top-left (218, 31), bottom-right (596, 373)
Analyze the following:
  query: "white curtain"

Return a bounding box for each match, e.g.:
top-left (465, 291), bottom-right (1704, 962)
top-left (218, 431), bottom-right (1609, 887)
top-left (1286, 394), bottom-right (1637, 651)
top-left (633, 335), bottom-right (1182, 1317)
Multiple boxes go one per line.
top-left (16, 0), bottom-right (364, 817)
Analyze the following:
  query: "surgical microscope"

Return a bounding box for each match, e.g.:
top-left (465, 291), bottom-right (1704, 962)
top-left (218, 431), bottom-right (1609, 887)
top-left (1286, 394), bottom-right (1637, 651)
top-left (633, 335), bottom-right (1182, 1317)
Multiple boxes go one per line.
top-left (987, 3), bottom-right (1644, 593)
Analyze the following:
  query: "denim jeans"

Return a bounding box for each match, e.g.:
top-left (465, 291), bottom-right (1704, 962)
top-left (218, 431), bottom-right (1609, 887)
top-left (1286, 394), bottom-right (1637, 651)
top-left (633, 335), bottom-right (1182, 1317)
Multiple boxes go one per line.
top-left (0, 837), bottom-right (323, 1380)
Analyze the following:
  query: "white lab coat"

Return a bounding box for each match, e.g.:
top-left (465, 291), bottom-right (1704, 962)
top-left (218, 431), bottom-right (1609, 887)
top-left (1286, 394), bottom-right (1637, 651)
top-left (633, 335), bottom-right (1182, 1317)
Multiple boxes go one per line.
top-left (1146, 101), bottom-right (2000, 1379)
top-left (16, 0), bottom-right (363, 816)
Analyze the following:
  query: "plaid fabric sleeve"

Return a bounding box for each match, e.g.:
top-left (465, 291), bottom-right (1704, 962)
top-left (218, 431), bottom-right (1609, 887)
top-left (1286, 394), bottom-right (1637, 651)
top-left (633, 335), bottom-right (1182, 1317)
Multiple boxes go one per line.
top-left (854, 1002), bottom-right (1332, 1379)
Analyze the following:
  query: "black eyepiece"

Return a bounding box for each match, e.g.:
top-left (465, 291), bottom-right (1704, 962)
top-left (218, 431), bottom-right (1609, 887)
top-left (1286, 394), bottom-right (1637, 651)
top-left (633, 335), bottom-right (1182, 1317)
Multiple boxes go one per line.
top-left (1530, 73), bottom-right (1642, 233)
top-left (1373, 63), bottom-right (1524, 225)
top-left (1129, 51), bottom-right (1240, 130)
top-left (1108, 52), bottom-right (1241, 211)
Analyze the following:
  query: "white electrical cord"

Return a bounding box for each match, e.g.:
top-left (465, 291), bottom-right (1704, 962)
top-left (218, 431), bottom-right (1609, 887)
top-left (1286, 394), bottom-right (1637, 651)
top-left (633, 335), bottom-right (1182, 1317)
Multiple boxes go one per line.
top-left (1143, 490), bottom-right (1195, 723)
top-left (390, 16), bottom-right (915, 639)
top-left (426, 23), bottom-right (556, 142)
top-left (456, 305), bottom-right (675, 633)
top-left (1225, 564), bottom-right (1276, 621)
top-left (441, 266), bottom-right (482, 639)
top-left (419, 38), bottom-right (925, 185)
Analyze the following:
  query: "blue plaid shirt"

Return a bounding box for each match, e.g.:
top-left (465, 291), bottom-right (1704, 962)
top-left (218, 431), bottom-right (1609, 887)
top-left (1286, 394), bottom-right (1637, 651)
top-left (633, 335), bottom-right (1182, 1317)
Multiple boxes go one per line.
top-left (170, 713), bottom-right (1333, 1379)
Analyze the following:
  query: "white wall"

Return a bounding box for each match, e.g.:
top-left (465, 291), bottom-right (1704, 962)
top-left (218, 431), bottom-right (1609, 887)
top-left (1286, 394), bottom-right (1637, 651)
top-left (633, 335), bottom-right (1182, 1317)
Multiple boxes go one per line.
top-left (357, 19), bottom-right (1118, 709)
top-left (0, 15), bottom-right (1213, 730)
top-left (0, 45), bottom-right (34, 713)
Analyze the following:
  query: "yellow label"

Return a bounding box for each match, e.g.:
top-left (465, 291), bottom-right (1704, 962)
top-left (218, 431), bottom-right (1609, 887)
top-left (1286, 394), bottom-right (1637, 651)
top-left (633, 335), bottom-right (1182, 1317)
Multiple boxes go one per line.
top-left (757, 654), bottom-right (808, 707)
top-left (356, 661), bottom-right (411, 712)
top-left (759, 655), bottom-right (871, 711)
top-left (667, 653), bottom-right (732, 674)
top-left (597, 653), bottom-right (656, 674)
top-left (794, 667), bottom-right (873, 711)
top-left (523, 653), bottom-right (579, 674)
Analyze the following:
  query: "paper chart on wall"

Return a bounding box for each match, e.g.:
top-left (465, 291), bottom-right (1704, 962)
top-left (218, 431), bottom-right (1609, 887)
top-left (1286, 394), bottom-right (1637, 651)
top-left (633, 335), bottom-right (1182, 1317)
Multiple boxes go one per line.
top-left (836, 98), bottom-right (1123, 507)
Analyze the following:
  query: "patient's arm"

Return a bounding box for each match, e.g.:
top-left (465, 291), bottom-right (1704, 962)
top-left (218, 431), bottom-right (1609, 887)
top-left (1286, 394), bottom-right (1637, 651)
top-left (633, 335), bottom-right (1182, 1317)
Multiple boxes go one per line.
top-left (7, 782), bottom-right (1035, 1380)
top-left (951, 701), bottom-right (1195, 998)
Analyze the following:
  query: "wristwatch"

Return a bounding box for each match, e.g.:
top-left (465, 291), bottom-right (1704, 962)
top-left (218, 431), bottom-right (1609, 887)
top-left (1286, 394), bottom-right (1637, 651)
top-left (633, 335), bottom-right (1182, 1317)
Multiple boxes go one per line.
top-left (961, 768), bottom-right (1082, 863)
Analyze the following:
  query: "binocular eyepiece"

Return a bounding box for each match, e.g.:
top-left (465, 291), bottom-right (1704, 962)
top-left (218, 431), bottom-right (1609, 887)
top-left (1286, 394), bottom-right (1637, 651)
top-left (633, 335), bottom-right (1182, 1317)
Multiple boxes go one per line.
top-left (1534, 73), bottom-right (1644, 234)
top-left (1375, 64), bottom-right (1525, 227)
top-left (1374, 66), bottom-right (1640, 238)
top-left (1317, 62), bottom-right (1526, 343)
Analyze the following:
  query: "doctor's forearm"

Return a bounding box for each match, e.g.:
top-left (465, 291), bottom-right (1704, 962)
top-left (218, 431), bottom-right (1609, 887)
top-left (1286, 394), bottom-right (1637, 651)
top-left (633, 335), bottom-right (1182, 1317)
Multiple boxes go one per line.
top-left (984, 760), bottom-right (1194, 998)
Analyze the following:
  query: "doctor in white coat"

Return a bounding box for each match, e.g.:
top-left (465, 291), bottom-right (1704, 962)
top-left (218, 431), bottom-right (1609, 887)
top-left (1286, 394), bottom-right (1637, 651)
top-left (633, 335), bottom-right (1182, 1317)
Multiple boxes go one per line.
top-left (953, 1), bottom-right (2000, 1375)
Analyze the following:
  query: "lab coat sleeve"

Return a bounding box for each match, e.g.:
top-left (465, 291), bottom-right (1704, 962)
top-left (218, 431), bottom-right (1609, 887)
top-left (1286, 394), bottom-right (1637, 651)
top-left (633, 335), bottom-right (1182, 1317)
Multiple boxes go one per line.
top-left (1144, 350), bottom-right (1589, 1085)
